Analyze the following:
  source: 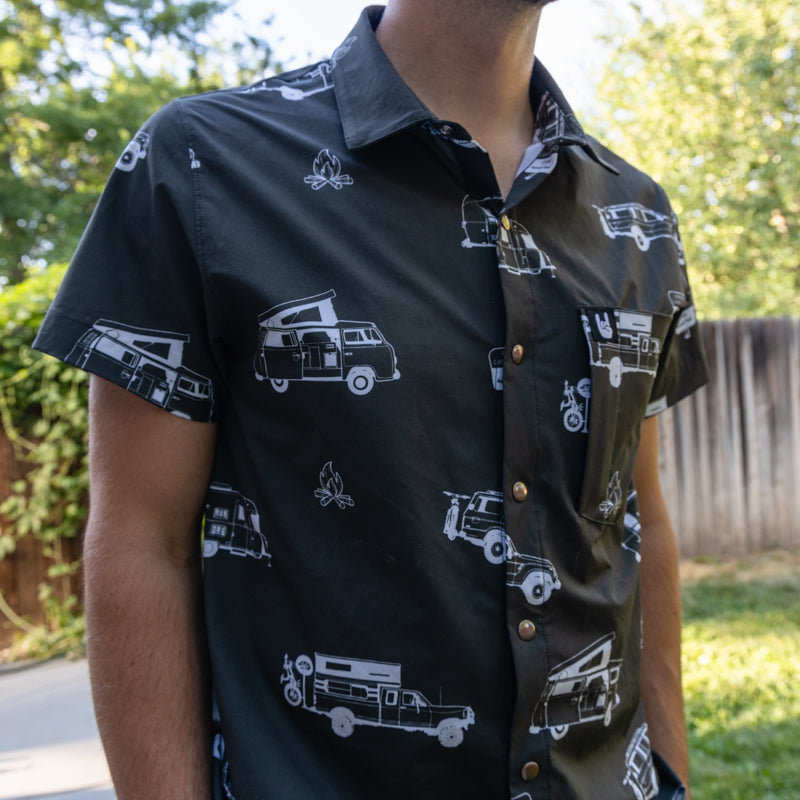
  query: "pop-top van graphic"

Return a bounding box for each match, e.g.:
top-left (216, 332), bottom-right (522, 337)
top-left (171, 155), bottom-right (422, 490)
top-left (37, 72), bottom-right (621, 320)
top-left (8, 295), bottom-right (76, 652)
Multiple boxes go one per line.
top-left (624, 724), bottom-right (659, 800)
top-left (443, 491), bottom-right (561, 606)
top-left (581, 308), bottom-right (661, 388)
top-left (254, 290), bottom-right (400, 396)
top-left (115, 131), bottom-right (150, 172)
top-left (202, 483), bottom-right (271, 562)
top-left (281, 652), bottom-right (475, 748)
top-left (593, 202), bottom-right (685, 264)
top-left (530, 632), bottom-right (622, 739)
top-left (68, 320), bottom-right (213, 420)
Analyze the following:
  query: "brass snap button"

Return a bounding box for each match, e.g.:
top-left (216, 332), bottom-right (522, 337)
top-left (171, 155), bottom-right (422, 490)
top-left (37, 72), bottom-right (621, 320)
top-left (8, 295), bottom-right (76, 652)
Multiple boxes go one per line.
top-left (511, 344), bottom-right (524, 364)
top-left (512, 482), bottom-right (528, 502)
top-left (518, 620), bottom-right (536, 641)
top-left (521, 761), bottom-right (540, 781)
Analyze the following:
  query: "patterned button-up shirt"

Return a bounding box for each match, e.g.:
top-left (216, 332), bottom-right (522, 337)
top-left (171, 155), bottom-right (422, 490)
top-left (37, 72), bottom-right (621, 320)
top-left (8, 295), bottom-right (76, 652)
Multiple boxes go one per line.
top-left (35, 7), bottom-right (708, 799)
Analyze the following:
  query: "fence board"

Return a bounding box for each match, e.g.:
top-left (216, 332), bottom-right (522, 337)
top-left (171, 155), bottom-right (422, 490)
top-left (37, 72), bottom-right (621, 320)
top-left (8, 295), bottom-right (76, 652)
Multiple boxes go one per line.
top-left (661, 317), bottom-right (800, 556)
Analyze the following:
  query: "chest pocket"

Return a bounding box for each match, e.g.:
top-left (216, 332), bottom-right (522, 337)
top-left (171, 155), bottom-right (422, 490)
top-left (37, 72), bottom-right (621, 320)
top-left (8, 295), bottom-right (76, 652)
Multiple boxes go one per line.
top-left (578, 307), bottom-right (672, 525)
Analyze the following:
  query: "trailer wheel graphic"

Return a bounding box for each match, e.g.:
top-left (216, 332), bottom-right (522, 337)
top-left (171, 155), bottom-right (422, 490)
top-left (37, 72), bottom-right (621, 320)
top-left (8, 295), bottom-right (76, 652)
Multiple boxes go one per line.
top-left (284, 683), bottom-right (302, 707)
top-left (270, 378), bottom-right (289, 393)
top-left (346, 366), bottom-right (375, 396)
top-left (202, 540), bottom-right (219, 558)
top-left (330, 707), bottom-right (355, 738)
top-left (551, 724), bottom-right (569, 740)
top-left (608, 356), bottom-right (623, 388)
top-left (483, 528), bottom-right (509, 564)
top-left (631, 226), bottom-right (649, 251)
top-left (437, 723), bottom-right (464, 748)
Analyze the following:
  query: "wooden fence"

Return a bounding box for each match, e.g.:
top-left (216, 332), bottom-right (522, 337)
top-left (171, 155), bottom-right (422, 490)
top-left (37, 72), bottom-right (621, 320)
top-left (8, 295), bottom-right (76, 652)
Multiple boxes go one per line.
top-left (659, 317), bottom-right (800, 556)
top-left (1, 317), bottom-right (798, 644)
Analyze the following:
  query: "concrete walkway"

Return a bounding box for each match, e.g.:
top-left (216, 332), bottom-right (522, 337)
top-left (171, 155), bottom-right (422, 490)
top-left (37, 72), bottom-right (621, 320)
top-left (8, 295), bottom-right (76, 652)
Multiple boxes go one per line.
top-left (0, 658), bottom-right (115, 800)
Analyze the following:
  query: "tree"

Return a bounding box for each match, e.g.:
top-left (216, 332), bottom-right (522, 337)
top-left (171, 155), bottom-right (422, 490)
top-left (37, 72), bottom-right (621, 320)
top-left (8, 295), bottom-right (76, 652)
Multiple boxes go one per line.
top-left (0, 0), bottom-right (276, 285)
top-left (591, 0), bottom-right (799, 318)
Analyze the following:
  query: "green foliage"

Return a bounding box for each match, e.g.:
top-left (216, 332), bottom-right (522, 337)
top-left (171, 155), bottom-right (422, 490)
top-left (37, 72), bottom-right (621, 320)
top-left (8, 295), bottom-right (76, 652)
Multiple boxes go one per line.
top-left (0, 0), bottom-right (278, 285)
top-left (592, 0), bottom-right (800, 318)
top-left (682, 561), bottom-right (800, 799)
top-left (0, 264), bottom-right (89, 660)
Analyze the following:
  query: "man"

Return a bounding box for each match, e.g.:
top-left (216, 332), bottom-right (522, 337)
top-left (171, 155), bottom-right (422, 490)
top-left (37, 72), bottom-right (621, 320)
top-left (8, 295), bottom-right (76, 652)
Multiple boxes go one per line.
top-left (34, 2), bottom-right (708, 798)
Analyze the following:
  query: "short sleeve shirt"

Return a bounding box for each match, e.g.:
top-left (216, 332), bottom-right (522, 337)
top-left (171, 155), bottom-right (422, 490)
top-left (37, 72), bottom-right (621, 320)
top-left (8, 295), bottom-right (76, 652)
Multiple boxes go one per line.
top-left (35, 7), bottom-right (708, 799)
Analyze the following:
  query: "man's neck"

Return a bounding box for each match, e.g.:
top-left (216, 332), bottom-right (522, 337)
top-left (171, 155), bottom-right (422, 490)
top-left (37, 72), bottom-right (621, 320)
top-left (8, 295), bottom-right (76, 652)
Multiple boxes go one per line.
top-left (375, 0), bottom-right (545, 197)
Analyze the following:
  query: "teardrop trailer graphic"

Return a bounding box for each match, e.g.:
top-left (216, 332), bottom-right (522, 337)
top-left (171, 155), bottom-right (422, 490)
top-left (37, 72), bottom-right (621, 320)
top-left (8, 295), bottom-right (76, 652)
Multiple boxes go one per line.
top-left (254, 290), bottom-right (400, 396)
top-left (281, 653), bottom-right (475, 748)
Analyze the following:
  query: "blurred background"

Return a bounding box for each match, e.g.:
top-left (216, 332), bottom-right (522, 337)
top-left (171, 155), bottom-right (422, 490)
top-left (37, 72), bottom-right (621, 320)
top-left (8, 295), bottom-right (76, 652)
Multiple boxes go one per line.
top-left (0, 2), bottom-right (797, 798)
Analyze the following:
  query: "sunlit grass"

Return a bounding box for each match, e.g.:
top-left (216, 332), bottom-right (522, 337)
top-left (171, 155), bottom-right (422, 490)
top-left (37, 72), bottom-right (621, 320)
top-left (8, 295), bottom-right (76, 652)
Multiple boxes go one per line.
top-left (681, 556), bottom-right (800, 800)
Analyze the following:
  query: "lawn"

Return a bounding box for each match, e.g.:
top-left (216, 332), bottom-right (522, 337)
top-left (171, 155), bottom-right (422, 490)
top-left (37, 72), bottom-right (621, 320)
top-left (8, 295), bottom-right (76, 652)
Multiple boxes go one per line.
top-left (681, 551), bottom-right (800, 800)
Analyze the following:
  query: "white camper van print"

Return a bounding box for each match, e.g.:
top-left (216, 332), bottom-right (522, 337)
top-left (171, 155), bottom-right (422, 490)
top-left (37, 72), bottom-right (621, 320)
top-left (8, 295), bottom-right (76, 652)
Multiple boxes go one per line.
top-left (622, 489), bottom-right (643, 562)
top-left (668, 290), bottom-right (699, 339)
top-left (497, 214), bottom-right (557, 277)
top-left (281, 652), bottom-right (475, 748)
top-left (581, 309), bottom-right (661, 388)
top-left (529, 632), bottom-right (622, 739)
top-left (489, 347), bottom-right (504, 391)
top-left (460, 196), bottom-right (499, 249)
top-left (67, 320), bottom-right (213, 420)
top-left (242, 37), bottom-right (356, 101)
top-left (593, 202), bottom-right (685, 264)
top-left (253, 290), bottom-right (400, 395)
top-left (458, 197), bottom-right (556, 276)
top-left (624, 724), bottom-right (659, 800)
top-left (561, 378), bottom-right (591, 433)
top-left (202, 483), bottom-right (271, 562)
top-left (115, 131), bottom-right (149, 172)
top-left (443, 491), bottom-right (561, 605)
top-left (521, 93), bottom-right (564, 179)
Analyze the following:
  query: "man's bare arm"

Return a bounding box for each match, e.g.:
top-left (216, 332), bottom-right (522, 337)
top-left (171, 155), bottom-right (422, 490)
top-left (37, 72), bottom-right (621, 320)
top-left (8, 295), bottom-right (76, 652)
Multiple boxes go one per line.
top-left (633, 416), bottom-right (691, 795)
top-left (84, 376), bottom-right (217, 800)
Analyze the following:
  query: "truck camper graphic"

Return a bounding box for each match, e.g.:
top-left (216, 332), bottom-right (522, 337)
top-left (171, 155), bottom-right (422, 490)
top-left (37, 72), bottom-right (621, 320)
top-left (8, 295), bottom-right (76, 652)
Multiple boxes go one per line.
top-left (202, 483), bottom-right (271, 562)
top-left (68, 320), bottom-right (213, 420)
top-left (530, 632), bottom-right (622, 739)
top-left (443, 491), bottom-right (561, 605)
top-left (281, 652), bottom-right (475, 748)
top-left (581, 308), bottom-right (661, 388)
top-left (624, 724), bottom-right (659, 800)
top-left (593, 202), bottom-right (685, 264)
top-left (254, 290), bottom-right (400, 396)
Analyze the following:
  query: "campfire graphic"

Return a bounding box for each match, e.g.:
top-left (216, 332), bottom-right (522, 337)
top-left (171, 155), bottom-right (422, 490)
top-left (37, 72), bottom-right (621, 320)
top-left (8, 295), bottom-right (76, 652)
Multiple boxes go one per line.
top-left (314, 461), bottom-right (354, 509)
top-left (304, 149), bottom-right (354, 191)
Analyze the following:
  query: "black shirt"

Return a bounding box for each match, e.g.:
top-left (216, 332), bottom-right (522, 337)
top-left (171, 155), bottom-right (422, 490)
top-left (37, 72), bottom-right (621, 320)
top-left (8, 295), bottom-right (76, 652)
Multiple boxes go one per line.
top-left (35, 7), bottom-right (708, 799)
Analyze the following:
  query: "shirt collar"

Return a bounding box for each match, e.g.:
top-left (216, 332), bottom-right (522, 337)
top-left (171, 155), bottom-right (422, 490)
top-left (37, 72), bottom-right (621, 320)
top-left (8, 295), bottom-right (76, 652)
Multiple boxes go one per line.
top-left (333, 5), bottom-right (618, 174)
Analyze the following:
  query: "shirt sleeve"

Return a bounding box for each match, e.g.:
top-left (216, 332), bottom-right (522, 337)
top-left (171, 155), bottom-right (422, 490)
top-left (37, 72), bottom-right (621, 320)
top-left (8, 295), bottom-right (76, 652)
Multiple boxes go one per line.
top-left (645, 197), bottom-right (710, 417)
top-left (33, 99), bottom-right (223, 422)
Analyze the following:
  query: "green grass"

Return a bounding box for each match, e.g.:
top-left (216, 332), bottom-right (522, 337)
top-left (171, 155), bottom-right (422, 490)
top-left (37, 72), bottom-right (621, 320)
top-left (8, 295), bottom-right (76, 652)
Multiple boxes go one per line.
top-left (681, 557), bottom-right (800, 800)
